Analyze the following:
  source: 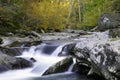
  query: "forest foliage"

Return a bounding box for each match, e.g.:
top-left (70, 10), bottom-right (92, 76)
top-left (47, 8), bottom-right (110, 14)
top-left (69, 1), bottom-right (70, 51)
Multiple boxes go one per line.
top-left (0, 0), bottom-right (120, 33)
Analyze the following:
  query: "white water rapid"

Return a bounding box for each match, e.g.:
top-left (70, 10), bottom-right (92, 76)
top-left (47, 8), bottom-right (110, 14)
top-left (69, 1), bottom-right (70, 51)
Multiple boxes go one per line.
top-left (0, 43), bottom-right (66, 80)
top-left (0, 31), bottom-right (110, 80)
top-left (67, 58), bottom-right (76, 73)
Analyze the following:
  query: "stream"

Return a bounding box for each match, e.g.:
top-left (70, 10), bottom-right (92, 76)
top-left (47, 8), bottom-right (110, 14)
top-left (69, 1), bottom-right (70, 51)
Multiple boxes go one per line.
top-left (0, 31), bottom-right (109, 80)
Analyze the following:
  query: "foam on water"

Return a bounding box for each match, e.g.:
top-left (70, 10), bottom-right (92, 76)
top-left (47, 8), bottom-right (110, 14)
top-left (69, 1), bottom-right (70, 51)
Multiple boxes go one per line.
top-left (0, 43), bottom-right (66, 80)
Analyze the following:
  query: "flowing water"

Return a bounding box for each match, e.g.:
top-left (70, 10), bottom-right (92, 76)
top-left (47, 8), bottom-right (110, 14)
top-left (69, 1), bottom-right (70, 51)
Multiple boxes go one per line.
top-left (67, 58), bottom-right (76, 73)
top-left (0, 31), bottom-right (110, 80)
top-left (0, 43), bottom-right (67, 80)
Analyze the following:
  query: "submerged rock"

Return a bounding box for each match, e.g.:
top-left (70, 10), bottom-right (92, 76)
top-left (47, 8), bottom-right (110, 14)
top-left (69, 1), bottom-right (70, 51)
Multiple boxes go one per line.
top-left (43, 56), bottom-right (73, 75)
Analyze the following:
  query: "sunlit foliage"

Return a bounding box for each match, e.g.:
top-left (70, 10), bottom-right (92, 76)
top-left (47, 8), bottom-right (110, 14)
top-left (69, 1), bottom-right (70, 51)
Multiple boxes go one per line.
top-left (27, 0), bottom-right (70, 32)
top-left (0, 0), bottom-right (119, 33)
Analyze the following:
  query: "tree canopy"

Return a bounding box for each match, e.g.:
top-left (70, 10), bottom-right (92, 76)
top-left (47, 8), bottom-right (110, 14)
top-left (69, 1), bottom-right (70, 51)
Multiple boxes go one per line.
top-left (0, 0), bottom-right (119, 33)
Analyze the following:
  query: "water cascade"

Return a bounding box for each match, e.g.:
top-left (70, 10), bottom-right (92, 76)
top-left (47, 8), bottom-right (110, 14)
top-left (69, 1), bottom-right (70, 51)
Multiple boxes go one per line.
top-left (67, 58), bottom-right (76, 73)
top-left (0, 43), bottom-right (67, 80)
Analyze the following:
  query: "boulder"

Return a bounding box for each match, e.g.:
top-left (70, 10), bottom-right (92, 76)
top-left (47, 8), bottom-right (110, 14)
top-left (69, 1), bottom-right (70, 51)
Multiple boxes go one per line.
top-left (98, 13), bottom-right (120, 31)
top-left (88, 43), bottom-right (120, 80)
top-left (73, 40), bottom-right (120, 80)
top-left (0, 47), bottom-right (28, 56)
top-left (0, 51), bottom-right (32, 72)
top-left (43, 56), bottom-right (73, 75)
top-left (0, 53), bottom-right (13, 72)
top-left (0, 52), bottom-right (16, 67)
top-left (10, 57), bottom-right (33, 69)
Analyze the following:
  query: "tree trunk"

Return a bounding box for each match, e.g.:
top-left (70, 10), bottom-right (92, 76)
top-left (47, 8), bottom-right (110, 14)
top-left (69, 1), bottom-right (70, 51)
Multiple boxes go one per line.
top-left (67, 0), bottom-right (75, 20)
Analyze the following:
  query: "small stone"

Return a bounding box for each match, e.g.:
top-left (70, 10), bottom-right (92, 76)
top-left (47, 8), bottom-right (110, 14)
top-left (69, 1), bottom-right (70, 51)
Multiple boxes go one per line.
top-left (30, 57), bottom-right (36, 62)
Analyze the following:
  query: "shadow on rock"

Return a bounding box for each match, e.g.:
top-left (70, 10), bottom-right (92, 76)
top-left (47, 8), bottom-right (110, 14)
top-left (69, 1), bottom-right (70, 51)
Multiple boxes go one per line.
top-left (43, 56), bottom-right (73, 75)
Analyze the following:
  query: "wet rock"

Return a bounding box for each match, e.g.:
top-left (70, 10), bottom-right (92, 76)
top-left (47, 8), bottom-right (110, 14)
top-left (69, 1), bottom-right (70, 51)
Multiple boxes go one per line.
top-left (4, 40), bottom-right (42, 48)
top-left (5, 41), bottom-right (22, 47)
top-left (21, 41), bottom-right (42, 47)
top-left (0, 52), bottom-right (16, 64)
top-left (0, 31), bottom-right (42, 47)
top-left (59, 43), bottom-right (76, 56)
top-left (0, 52), bottom-right (17, 71)
top-left (10, 58), bottom-right (33, 69)
top-left (0, 51), bottom-right (32, 72)
top-left (98, 13), bottom-right (120, 31)
top-left (72, 61), bottom-right (90, 75)
top-left (0, 65), bottom-right (9, 72)
top-left (30, 57), bottom-right (36, 62)
top-left (109, 29), bottom-right (120, 38)
top-left (43, 56), bottom-right (73, 75)
top-left (0, 47), bottom-right (28, 56)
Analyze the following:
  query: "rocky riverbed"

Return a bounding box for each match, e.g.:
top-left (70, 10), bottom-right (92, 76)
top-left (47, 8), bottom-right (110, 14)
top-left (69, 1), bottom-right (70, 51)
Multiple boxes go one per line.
top-left (0, 29), bottom-right (119, 80)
